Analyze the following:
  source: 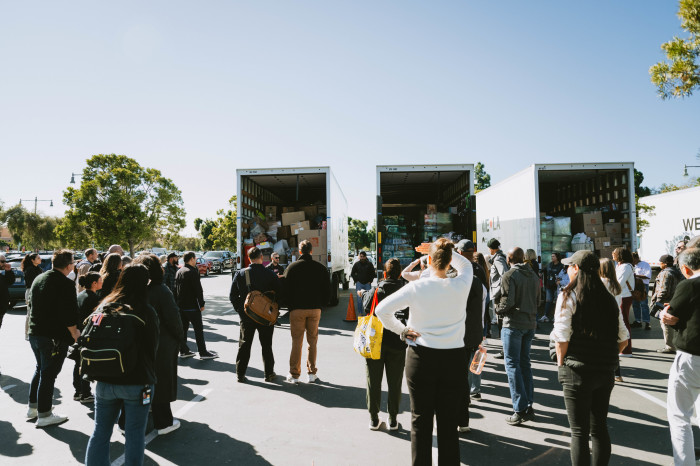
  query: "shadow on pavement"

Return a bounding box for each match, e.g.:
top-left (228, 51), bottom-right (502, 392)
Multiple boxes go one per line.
top-left (0, 420), bottom-right (33, 457)
top-left (42, 424), bottom-right (91, 463)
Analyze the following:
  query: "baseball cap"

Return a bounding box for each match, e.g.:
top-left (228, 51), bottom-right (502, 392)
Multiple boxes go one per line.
top-left (561, 250), bottom-right (600, 273)
top-left (167, 252), bottom-right (178, 260)
top-left (486, 238), bottom-right (500, 249)
top-left (455, 239), bottom-right (475, 251)
top-left (659, 254), bottom-right (674, 266)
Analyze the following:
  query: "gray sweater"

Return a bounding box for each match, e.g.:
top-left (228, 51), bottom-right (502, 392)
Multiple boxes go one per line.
top-left (497, 263), bottom-right (541, 330)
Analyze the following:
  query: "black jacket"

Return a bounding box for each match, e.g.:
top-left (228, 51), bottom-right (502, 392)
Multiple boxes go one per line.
top-left (230, 264), bottom-right (282, 313)
top-left (668, 276), bottom-right (700, 356)
top-left (28, 269), bottom-right (79, 343)
top-left (465, 274), bottom-right (485, 350)
top-left (283, 255), bottom-right (330, 310)
top-left (361, 278), bottom-right (408, 352)
top-left (77, 290), bottom-right (101, 329)
top-left (148, 283), bottom-right (183, 402)
top-left (0, 268), bottom-right (16, 313)
top-left (351, 260), bottom-right (376, 285)
top-left (175, 264), bottom-right (205, 310)
top-left (497, 263), bottom-right (540, 330)
top-left (24, 265), bottom-right (42, 290)
top-left (163, 263), bottom-right (178, 293)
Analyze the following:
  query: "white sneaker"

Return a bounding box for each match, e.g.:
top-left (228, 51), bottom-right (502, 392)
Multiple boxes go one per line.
top-left (27, 407), bottom-right (38, 419)
top-left (36, 413), bottom-right (68, 428)
top-left (157, 419), bottom-right (181, 435)
top-left (458, 425), bottom-right (471, 433)
top-left (286, 374), bottom-right (300, 385)
top-left (619, 353), bottom-right (633, 358)
top-left (538, 316), bottom-right (549, 323)
top-left (307, 374), bottom-right (319, 383)
top-left (116, 426), bottom-right (125, 435)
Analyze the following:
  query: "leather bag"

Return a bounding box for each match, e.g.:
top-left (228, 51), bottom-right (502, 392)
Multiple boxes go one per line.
top-left (243, 269), bottom-right (279, 326)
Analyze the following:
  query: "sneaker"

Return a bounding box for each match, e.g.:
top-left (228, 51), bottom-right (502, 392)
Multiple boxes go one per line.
top-left (387, 417), bottom-right (398, 431)
top-left (27, 407), bottom-right (38, 419)
top-left (179, 351), bottom-right (196, 358)
top-left (157, 419), bottom-right (181, 435)
top-left (505, 412), bottom-right (526, 426)
top-left (657, 347), bottom-right (676, 354)
top-left (237, 376), bottom-right (248, 383)
top-left (494, 351), bottom-right (504, 360)
top-left (369, 418), bottom-right (380, 431)
top-left (286, 375), bottom-right (300, 385)
top-left (73, 392), bottom-right (82, 401)
top-left (307, 374), bottom-right (319, 383)
top-left (80, 393), bottom-right (95, 403)
top-left (630, 321), bottom-right (642, 328)
top-left (619, 353), bottom-right (633, 358)
top-left (36, 413), bottom-right (68, 428)
top-left (482, 339), bottom-right (489, 346)
top-left (458, 425), bottom-right (471, 433)
top-left (538, 316), bottom-right (549, 323)
top-left (470, 393), bottom-right (481, 401)
top-left (614, 376), bottom-right (624, 383)
top-left (645, 323), bottom-right (651, 331)
top-left (116, 426), bottom-right (125, 435)
top-left (264, 373), bottom-right (277, 382)
top-left (199, 351), bottom-right (219, 360)
top-left (524, 406), bottom-right (535, 422)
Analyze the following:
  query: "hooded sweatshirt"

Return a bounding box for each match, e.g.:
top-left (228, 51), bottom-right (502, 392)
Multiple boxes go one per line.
top-left (497, 263), bottom-right (541, 330)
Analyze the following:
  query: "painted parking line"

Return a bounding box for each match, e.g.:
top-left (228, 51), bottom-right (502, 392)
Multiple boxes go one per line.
top-left (630, 388), bottom-right (699, 424)
top-left (1, 384), bottom-right (17, 391)
top-left (111, 388), bottom-right (213, 466)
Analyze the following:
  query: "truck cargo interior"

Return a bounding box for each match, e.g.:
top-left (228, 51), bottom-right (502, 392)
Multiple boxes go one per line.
top-left (538, 168), bottom-right (633, 265)
top-left (378, 170), bottom-right (474, 270)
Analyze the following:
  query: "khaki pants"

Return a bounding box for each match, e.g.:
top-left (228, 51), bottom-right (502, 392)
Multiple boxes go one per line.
top-left (662, 321), bottom-right (676, 350)
top-left (289, 309), bottom-right (321, 379)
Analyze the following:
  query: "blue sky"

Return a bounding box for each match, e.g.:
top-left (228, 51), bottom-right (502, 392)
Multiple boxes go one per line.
top-left (1, 1), bottom-right (698, 236)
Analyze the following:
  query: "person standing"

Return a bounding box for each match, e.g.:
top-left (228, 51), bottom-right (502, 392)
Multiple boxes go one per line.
top-left (551, 250), bottom-right (629, 466)
top-left (359, 258), bottom-right (408, 431)
top-left (487, 239), bottom-right (509, 359)
top-left (631, 252), bottom-right (652, 330)
top-left (0, 253), bottom-right (16, 330)
top-left (163, 253), bottom-right (179, 294)
top-left (27, 249), bottom-right (80, 427)
top-left (76, 248), bottom-right (99, 291)
top-left (496, 247), bottom-right (540, 425)
top-left (74, 272), bottom-right (103, 403)
top-left (98, 253), bottom-right (123, 300)
top-left (613, 248), bottom-right (635, 357)
top-left (351, 251), bottom-right (376, 317)
top-left (175, 251), bottom-right (218, 360)
top-left (375, 239), bottom-right (473, 465)
top-left (230, 247), bottom-right (281, 383)
top-left (653, 254), bottom-right (681, 354)
top-left (266, 252), bottom-right (285, 278)
top-left (599, 258), bottom-right (625, 382)
top-left (540, 253), bottom-right (564, 323)
top-left (20, 253), bottom-right (41, 337)
top-left (134, 254), bottom-right (184, 435)
top-left (659, 247), bottom-right (700, 466)
top-left (283, 240), bottom-right (330, 384)
top-left (85, 264), bottom-right (159, 466)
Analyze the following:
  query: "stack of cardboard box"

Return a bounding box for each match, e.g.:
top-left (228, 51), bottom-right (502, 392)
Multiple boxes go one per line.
top-left (276, 206), bottom-right (327, 263)
top-left (572, 211), bottom-right (623, 259)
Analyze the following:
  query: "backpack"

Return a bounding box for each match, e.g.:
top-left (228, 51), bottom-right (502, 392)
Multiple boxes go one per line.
top-left (78, 301), bottom-right (145, 380)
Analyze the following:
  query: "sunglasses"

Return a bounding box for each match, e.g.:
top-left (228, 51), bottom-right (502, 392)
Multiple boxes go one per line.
top-left (0, 260), bottom-right (6, 264)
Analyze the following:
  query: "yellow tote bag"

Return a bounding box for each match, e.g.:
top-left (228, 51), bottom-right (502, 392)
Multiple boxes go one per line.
top-left (353, 289), bottom-right (383, 360)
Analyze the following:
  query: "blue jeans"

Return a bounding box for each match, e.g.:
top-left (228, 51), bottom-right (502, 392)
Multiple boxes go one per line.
top-left (502, 327), bottom-right (535, 413)
top-left (632, 284), bottom-right (650, 323)
top-left (28, 335), bottom-right (68, 414)
top-left (355, 282), bottom-right (372, 316)
top-left (543, 288), bottom-right (558, 318)
top-left (467, 347), bottom-right (482, 395)
top-left (85, 382), bottom-right (154, 466)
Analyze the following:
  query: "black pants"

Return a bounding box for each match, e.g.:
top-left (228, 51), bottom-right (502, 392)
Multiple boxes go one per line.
top-left (180, 310), bottom-right (208, 355)
top-left (236, 313), bottom-right (275, 378)
top-left (405, 345), bottom-right (467, 466)
top-left (366, 345), bottom-right (406, 420)
top-left (152, 402), bottom-right (174, 429)
top-left (458, 346), bottom-right (478, 427)
top-left (72, 359), bottom-right (91, 395)
top-left (28, 336), bottom-right (68, 414)
top-left (558, 365), bottom-right (615, 466)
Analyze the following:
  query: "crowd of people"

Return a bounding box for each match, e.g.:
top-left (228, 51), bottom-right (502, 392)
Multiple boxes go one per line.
top-left (0, 233), bottom-right (698, 466)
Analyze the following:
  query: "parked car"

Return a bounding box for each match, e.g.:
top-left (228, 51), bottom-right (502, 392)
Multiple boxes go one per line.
top-left (203, 251), bottom-right (233, 270)
top-left (7, 254), bottom-right (53, 308)
top-left (179, 257), bottom-right (211, 276)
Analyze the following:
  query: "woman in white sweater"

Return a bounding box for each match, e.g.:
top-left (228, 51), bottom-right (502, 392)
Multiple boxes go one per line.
top-left (600, 258), bottom-right (625, 382)
top-left (375, 239), bottom-right (473, 466)
top-left (613, 248), bottom-right (635, 356)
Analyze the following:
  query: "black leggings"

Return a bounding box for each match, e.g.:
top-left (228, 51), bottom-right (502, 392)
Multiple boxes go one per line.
top-left (558, 365), bottom-right (615, 466)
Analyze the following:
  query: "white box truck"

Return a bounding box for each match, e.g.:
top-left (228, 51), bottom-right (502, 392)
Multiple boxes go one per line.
top-left (638, 186), bottom-right (700, 268)
top-left (376, 164), bottom-right (476, 279)
top-left (236, 167), bottom-right (349, 305)
top-left (476, 163), bottom-right (637, 265)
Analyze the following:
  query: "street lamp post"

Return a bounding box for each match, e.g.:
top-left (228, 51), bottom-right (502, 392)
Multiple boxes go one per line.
top-left (70, 172), bottom-right (83, 184)
top-left (19, 197), bottom-right (53, 214)
top-left (683, 165), bottom-right (700, 177)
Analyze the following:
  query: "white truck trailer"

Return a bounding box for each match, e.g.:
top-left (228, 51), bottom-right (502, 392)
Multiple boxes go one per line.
top-left (375, 164), bottom-right (476, 279)
top-left (236, 167), bottom-right (349, 305)
top-left (476, 163), bottom-right (637, 265)
top-left (638, 186), bottom-right (700, 268)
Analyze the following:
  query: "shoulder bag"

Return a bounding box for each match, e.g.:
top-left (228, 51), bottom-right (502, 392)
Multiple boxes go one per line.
top-left (243, 269), bottom-right (280, 326)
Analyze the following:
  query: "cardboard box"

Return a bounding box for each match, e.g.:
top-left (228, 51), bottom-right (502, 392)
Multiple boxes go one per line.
top-left (301, 205), bottom-right (318, 220)
top-left (290, 220), bottom-right (311, 235)
top-left (598, 246), bottom-right (617, 259)
top-left (427, 204), bottom-right (437, 214)
top-left (584, 226), bottom-right (606, 237)
top-left (265, 206), bottom-right (277, 220)
top-left (594, 237), bottom-right (611, 248)
top-left (288, 236), bottom-right (298, 249)
top-left (583, 212), bottom-right (603, 226)
top-left (282, 207), bottom-right (297, 214)
top-left (604, 222), bottom-right (622, 238)
top-left (298, 229), bottom-right (327, 252)
top-left (282, 211), bottom-right (306, 225)
top-left (277, 225), bottom-right (291, 240)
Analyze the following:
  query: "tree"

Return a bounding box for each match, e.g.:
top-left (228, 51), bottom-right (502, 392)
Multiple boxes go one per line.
top-left (650, 0), bottom-right (700, 99)
top-left (634, 169), bottom-right (655, 234)
top-left (658, 179), bottom-right (700, 192)
top-left (349, 217), bottom-right (373, 252)
top-left (194, 217), bottom-right (217, 250)
top-left (634, 169), bottom-right (652, 198)
top-left (62, 154), bottom-right (186, 256)
top-left (474, 162), bottom-right (491, 193)
top-left (211, 196), bottom-right (237, 251)
top-left (1, 204), bottom-right (59, 250)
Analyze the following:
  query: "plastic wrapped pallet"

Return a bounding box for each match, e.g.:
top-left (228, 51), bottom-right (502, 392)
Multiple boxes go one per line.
top-left (553, 217), bottom-right (572, 236)
top-left (552, 235), bottom-right (572, 253)
top-left (540, 218), bottom-right (554, 235)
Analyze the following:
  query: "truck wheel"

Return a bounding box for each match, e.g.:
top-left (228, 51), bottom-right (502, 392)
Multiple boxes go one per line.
top-left (342, 279), bottom-right (349, 291)
top-left (329, 274), bottom-right (340, 306)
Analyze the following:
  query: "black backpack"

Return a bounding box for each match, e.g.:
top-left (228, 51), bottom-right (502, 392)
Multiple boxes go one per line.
top-left (78, 302), bottom-right (145, 380)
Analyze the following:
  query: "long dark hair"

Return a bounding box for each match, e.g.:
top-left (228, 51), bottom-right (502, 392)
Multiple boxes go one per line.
top-left (102, 264), bottom-right (149, 309)
top-left (133, 253), bottom-right (164, 285)
top-left (21, 253), bottom-right (39, 272)
top-left (562, 267), bottom-right (619, 339)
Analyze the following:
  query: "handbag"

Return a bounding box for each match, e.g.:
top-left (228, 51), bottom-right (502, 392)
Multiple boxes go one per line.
top-left (626, 277), bottom-right (645, 302)
top-left (353, 289), bottom-right (383, 360)
top-left (243, 269), bottom-right (280, 326)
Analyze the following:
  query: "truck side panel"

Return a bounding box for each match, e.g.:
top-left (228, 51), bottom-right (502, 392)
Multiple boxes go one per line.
top-left (328, 170), bottom-right (349, 274)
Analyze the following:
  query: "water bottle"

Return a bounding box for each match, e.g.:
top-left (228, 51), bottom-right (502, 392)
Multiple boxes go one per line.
top-left (469, 345), bottom-right (487, 375)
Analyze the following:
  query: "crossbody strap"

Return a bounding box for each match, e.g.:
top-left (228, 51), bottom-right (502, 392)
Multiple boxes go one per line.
top-left (244, 269), bottom-right (252, 293)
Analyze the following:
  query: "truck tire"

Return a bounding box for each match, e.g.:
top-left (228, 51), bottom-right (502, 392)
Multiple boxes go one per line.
top-left (342, 279), bottom-right (349, 290)
top-left (329, 274), bottom-right (340, 306)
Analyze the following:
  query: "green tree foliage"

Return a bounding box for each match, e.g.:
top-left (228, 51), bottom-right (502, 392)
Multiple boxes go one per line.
top-left (1, 204), bottom-right (59, 250)
top-left (650, 0), bottom-right (700, 99)
top-left (194, 217), bottom-right (216, 250)
top-left (474, 162), bottom-right (491, 193)
top-left (60, 154), bottom-right (186, 256)
top-left (194, 196), bottom-right (238, 252)
top-left (634, 169), bottom-right (655, 234)
top-left (349, 217), bottom-right (373, 252)
top-left (658, 178), bottom-right (700, 193)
